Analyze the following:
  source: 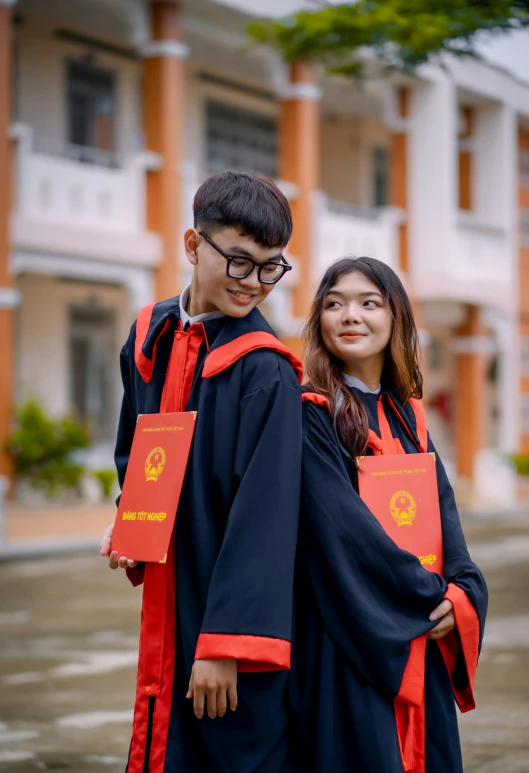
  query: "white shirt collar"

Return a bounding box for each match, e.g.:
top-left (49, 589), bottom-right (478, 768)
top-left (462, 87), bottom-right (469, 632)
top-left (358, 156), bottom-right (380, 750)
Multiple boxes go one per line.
top-left (179, 284), bottom-right (226, 328)
top-left (343, 373), bottom-right (381, 395)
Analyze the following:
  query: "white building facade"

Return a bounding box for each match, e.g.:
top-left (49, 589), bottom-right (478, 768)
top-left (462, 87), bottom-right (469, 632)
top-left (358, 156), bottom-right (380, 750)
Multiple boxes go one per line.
top-left (1, 0), bottom-right (528, 504)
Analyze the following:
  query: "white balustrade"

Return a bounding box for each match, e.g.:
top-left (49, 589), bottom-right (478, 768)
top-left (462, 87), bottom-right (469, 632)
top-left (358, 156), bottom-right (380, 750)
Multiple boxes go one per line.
top-left (12, 124), bottom-right (160, 234)
top-left (313, 191), bottom-right (402, 281)
top-left (453, 213), bottom-right (511, 285)
top-left (10, 124), bottom-right (162, 266)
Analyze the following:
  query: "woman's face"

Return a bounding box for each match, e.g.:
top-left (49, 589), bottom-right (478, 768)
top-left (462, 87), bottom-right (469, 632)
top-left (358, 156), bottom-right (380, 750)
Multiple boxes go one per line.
top-left (320, 271), bottom-right (393, 370)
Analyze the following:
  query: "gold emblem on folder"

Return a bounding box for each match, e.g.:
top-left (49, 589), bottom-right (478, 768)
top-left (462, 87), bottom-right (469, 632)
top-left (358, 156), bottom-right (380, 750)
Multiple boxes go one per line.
top-left (145, 447), bottom-right (166, 482)
top-left (390, 490), bottom-right (416, 527)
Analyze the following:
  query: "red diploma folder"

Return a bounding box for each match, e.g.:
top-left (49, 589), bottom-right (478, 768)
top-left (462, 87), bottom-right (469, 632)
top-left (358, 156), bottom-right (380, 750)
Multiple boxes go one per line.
top-left (110, 412), bottom-right (196, 563)
top-left (358, 453), bottom-right (443, 574)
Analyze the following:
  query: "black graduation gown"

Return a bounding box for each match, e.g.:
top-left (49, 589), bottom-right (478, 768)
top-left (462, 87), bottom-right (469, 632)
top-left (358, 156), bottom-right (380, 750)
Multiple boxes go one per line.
top-left (289, 387), bottom-right (487, 773)
top-left (115, 297), bottom-right (303, 773)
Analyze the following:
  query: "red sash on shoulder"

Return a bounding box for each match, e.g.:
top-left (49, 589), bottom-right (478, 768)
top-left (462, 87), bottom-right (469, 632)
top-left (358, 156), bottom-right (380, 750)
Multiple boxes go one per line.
top-left (202, 332), bottom-right (303, 383)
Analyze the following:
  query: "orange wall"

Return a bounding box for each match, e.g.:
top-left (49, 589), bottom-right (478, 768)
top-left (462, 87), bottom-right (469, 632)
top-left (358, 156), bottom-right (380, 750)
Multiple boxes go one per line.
top-left (279, 62), bottom-right (319, 319)
top-left (144, 1), bottom-right (185, 300)
top-left (458, 152), bottom-right (473, 210)
top-left (455, 306), bottom-right (486, 478)
top-left (390, 87), bottom-right (409, 273)
top-left (458, 107), bottom-right (475, 211)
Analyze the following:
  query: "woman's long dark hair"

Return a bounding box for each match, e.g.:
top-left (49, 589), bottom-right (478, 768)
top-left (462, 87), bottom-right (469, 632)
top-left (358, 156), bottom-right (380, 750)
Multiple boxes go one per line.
top-left (303, 257), bottom-right (423, 465)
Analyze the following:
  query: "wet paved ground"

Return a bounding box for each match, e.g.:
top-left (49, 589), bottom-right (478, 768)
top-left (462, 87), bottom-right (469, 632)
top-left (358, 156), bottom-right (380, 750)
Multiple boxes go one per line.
top-left (0, 513), bottom-right (528, 772)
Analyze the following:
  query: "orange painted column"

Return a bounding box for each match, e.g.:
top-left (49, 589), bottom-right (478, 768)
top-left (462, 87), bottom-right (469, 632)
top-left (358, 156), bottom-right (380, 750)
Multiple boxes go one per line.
top-left (454, 306), bottom-right (487, 480)
top-left (390, 87), bottom-right (410, 274)
top-left (278, 62), bottom-right (320, 323)
top-left (0, 2), bottom-right (15, 480)
top-left (142, 0), bottom-right (187, 301)
top-left (518, 128), bottom-right (529, 454)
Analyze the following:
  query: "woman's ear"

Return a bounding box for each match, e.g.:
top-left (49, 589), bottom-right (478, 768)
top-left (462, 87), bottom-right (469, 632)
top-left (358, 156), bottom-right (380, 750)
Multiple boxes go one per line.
top-left (184, 229), bottom-right (200, 266)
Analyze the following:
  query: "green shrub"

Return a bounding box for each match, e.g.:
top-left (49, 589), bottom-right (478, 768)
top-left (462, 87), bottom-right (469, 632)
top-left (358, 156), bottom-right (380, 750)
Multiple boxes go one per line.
top-left (5, 399), bottom-right (89, 498)
top-left (511, 454), bottom-right (529, 477)
top-left (93, 468), bottom-right (117, 499)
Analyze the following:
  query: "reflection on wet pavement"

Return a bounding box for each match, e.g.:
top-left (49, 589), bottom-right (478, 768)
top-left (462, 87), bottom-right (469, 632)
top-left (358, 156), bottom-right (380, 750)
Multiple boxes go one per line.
top-left (0, 555), bottom-right (138, 772)
top-left (0, 516), bottom-right (528, 772)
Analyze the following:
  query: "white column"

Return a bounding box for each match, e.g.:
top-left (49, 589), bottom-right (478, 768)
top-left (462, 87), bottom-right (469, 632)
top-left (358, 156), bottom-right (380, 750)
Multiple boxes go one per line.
top-left (495, 105), bottom-right (519, 454)
top-left (408, 68), bottom-right (458, 283)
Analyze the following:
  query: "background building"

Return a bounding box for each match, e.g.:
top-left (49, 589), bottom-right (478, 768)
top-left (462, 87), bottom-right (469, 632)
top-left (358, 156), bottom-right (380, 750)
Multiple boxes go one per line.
top-left (1, 0), bottom-right (528, 505)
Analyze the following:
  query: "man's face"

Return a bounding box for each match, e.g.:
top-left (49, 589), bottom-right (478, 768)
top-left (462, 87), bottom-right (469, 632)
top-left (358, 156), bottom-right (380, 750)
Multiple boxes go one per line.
top-left (184, 227), bottom-right (287, 318)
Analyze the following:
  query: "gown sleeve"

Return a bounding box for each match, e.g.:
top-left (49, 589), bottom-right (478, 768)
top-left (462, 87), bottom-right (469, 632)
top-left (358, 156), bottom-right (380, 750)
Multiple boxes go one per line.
top-left (300, 401), bottom-right (450, 703)
top-left (429, 435), bottom-right (488, 711)
top-left (194, 356), bottom-right (302, 672)
top-left (113, 323), bottom-right (145, 587)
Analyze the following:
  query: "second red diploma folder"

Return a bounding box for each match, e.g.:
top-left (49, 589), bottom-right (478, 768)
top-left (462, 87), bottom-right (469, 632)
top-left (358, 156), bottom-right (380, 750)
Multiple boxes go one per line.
top-left (358, 453), bottom-right (443, 574)
top-left (111, 412), bottom-right (196, 563)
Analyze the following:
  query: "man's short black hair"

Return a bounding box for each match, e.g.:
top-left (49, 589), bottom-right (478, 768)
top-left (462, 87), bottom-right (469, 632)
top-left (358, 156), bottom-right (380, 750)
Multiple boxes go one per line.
top-left (193, 171), bottom-right (292, 249)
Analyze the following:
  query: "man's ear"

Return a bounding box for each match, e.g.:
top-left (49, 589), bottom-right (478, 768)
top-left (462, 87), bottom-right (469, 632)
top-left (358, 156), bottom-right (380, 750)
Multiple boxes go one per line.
top-left (184, 229), bottom-right (199, 266)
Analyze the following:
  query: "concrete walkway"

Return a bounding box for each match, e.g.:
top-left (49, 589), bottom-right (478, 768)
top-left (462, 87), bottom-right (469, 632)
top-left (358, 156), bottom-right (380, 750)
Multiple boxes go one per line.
top-left (0, 509), bottom-right (527, 771)
top-left (1, 503), bottom-right (115, 559)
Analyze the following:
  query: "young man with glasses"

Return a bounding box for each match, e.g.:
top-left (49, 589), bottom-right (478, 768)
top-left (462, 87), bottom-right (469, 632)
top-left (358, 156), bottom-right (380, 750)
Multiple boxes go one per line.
top-left (101, 171), bottom-right (303, 773)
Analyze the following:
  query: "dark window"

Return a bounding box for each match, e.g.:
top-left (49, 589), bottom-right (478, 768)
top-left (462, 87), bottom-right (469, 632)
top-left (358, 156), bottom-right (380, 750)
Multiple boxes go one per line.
top-left (372, 147), bottom-right (389, 208)
top-left (67, 61), bottom-right (116, 151)
top-left (205, 100), bottom-right (277, 179)
top-left (428, 338), bottom-right (443, 371)
top-left (69, 307), bottom-right (116, 439)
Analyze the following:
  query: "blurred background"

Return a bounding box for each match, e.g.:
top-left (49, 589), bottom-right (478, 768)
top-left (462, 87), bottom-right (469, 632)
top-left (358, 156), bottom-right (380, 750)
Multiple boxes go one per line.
top-left (0, 1), bottom-right (528, 771)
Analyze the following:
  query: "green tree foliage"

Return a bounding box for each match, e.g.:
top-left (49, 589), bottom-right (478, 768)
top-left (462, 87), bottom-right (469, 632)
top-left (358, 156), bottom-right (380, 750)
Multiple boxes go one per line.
top-left (93, 468), bottom-right (118, 500)
top-left (512, 453), bottom-right (529, 476)
top-left (5, 400), bottom-right (89, 498)
top-left (248, 1), bottom-right (529, 76)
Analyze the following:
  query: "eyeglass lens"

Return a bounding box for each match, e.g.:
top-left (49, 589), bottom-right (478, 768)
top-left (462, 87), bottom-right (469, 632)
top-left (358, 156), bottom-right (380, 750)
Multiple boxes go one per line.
top-left (228, 258), bottom-right (286, 284)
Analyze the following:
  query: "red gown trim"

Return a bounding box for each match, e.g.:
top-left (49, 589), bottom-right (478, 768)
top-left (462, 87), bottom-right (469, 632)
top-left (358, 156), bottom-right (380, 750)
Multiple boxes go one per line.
top-left (128, 321), bottom-right (205, 773)
top-left (202, 332), bottom-right (303, 383)
top-left (195, 633), bottom-right (291, 672)
top-left (408, 397), bottom-right (428, 452)
top-left (396, 635), bottom-right (427, 708)
top-left (301, 392), bottom-right (330, 408)
top-left (370, 396), bottom-right (428, 773)
top-left (438, 582), bottom-right (480, 713)
top-left (134, 303), bottom-right (171, 384)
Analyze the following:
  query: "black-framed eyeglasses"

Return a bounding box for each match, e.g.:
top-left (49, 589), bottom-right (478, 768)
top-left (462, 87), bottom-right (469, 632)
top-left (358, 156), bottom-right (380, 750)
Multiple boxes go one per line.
top-left (199, 231), bottom-right (292, 285)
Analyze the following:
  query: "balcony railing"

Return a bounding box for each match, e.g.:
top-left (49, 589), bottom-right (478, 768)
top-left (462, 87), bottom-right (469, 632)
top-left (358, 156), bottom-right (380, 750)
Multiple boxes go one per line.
top-left (454, 211), bottom-right (511, 285)
top-left (314, 191), bottom-right (402, 280)
top-left (10, 124), bottom-right (162, 266)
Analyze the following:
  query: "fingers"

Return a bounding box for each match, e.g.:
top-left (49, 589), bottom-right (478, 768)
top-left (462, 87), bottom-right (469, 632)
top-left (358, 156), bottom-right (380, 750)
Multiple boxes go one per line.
top-left (189, 659), bottom-right (237, 719)
top-left (107, 551), bottom-right (137, 570)
top-left (186, 669), bottom-right (194, 700)
top-left (100, 523), bottom-right (115, 557)
top-left (207, 686), bottom-right (219, 719)
top-left (108, 551), bottom-right (119, 570)
top-left (193, 686), bottom-right (205, 719)
top-left (429, 598), bottom-right (453, 622)
top-left (189, 684), bottom-right (236, 719)
top-left (428, 610), bottom-right (456, 640)
top-left (228, 681), bottom-right (238, 712)
top-left (217, 690), bottom-right (227, 718)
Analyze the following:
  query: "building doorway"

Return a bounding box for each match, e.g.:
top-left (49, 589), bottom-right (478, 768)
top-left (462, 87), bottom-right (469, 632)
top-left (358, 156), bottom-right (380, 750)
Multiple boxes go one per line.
top-left (69, 306), bottom-right (116, 440)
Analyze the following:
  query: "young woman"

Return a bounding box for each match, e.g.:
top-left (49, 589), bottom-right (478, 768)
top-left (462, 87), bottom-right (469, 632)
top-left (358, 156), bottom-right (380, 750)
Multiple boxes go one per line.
top-left (289, 257), bottom-right (487, 773)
